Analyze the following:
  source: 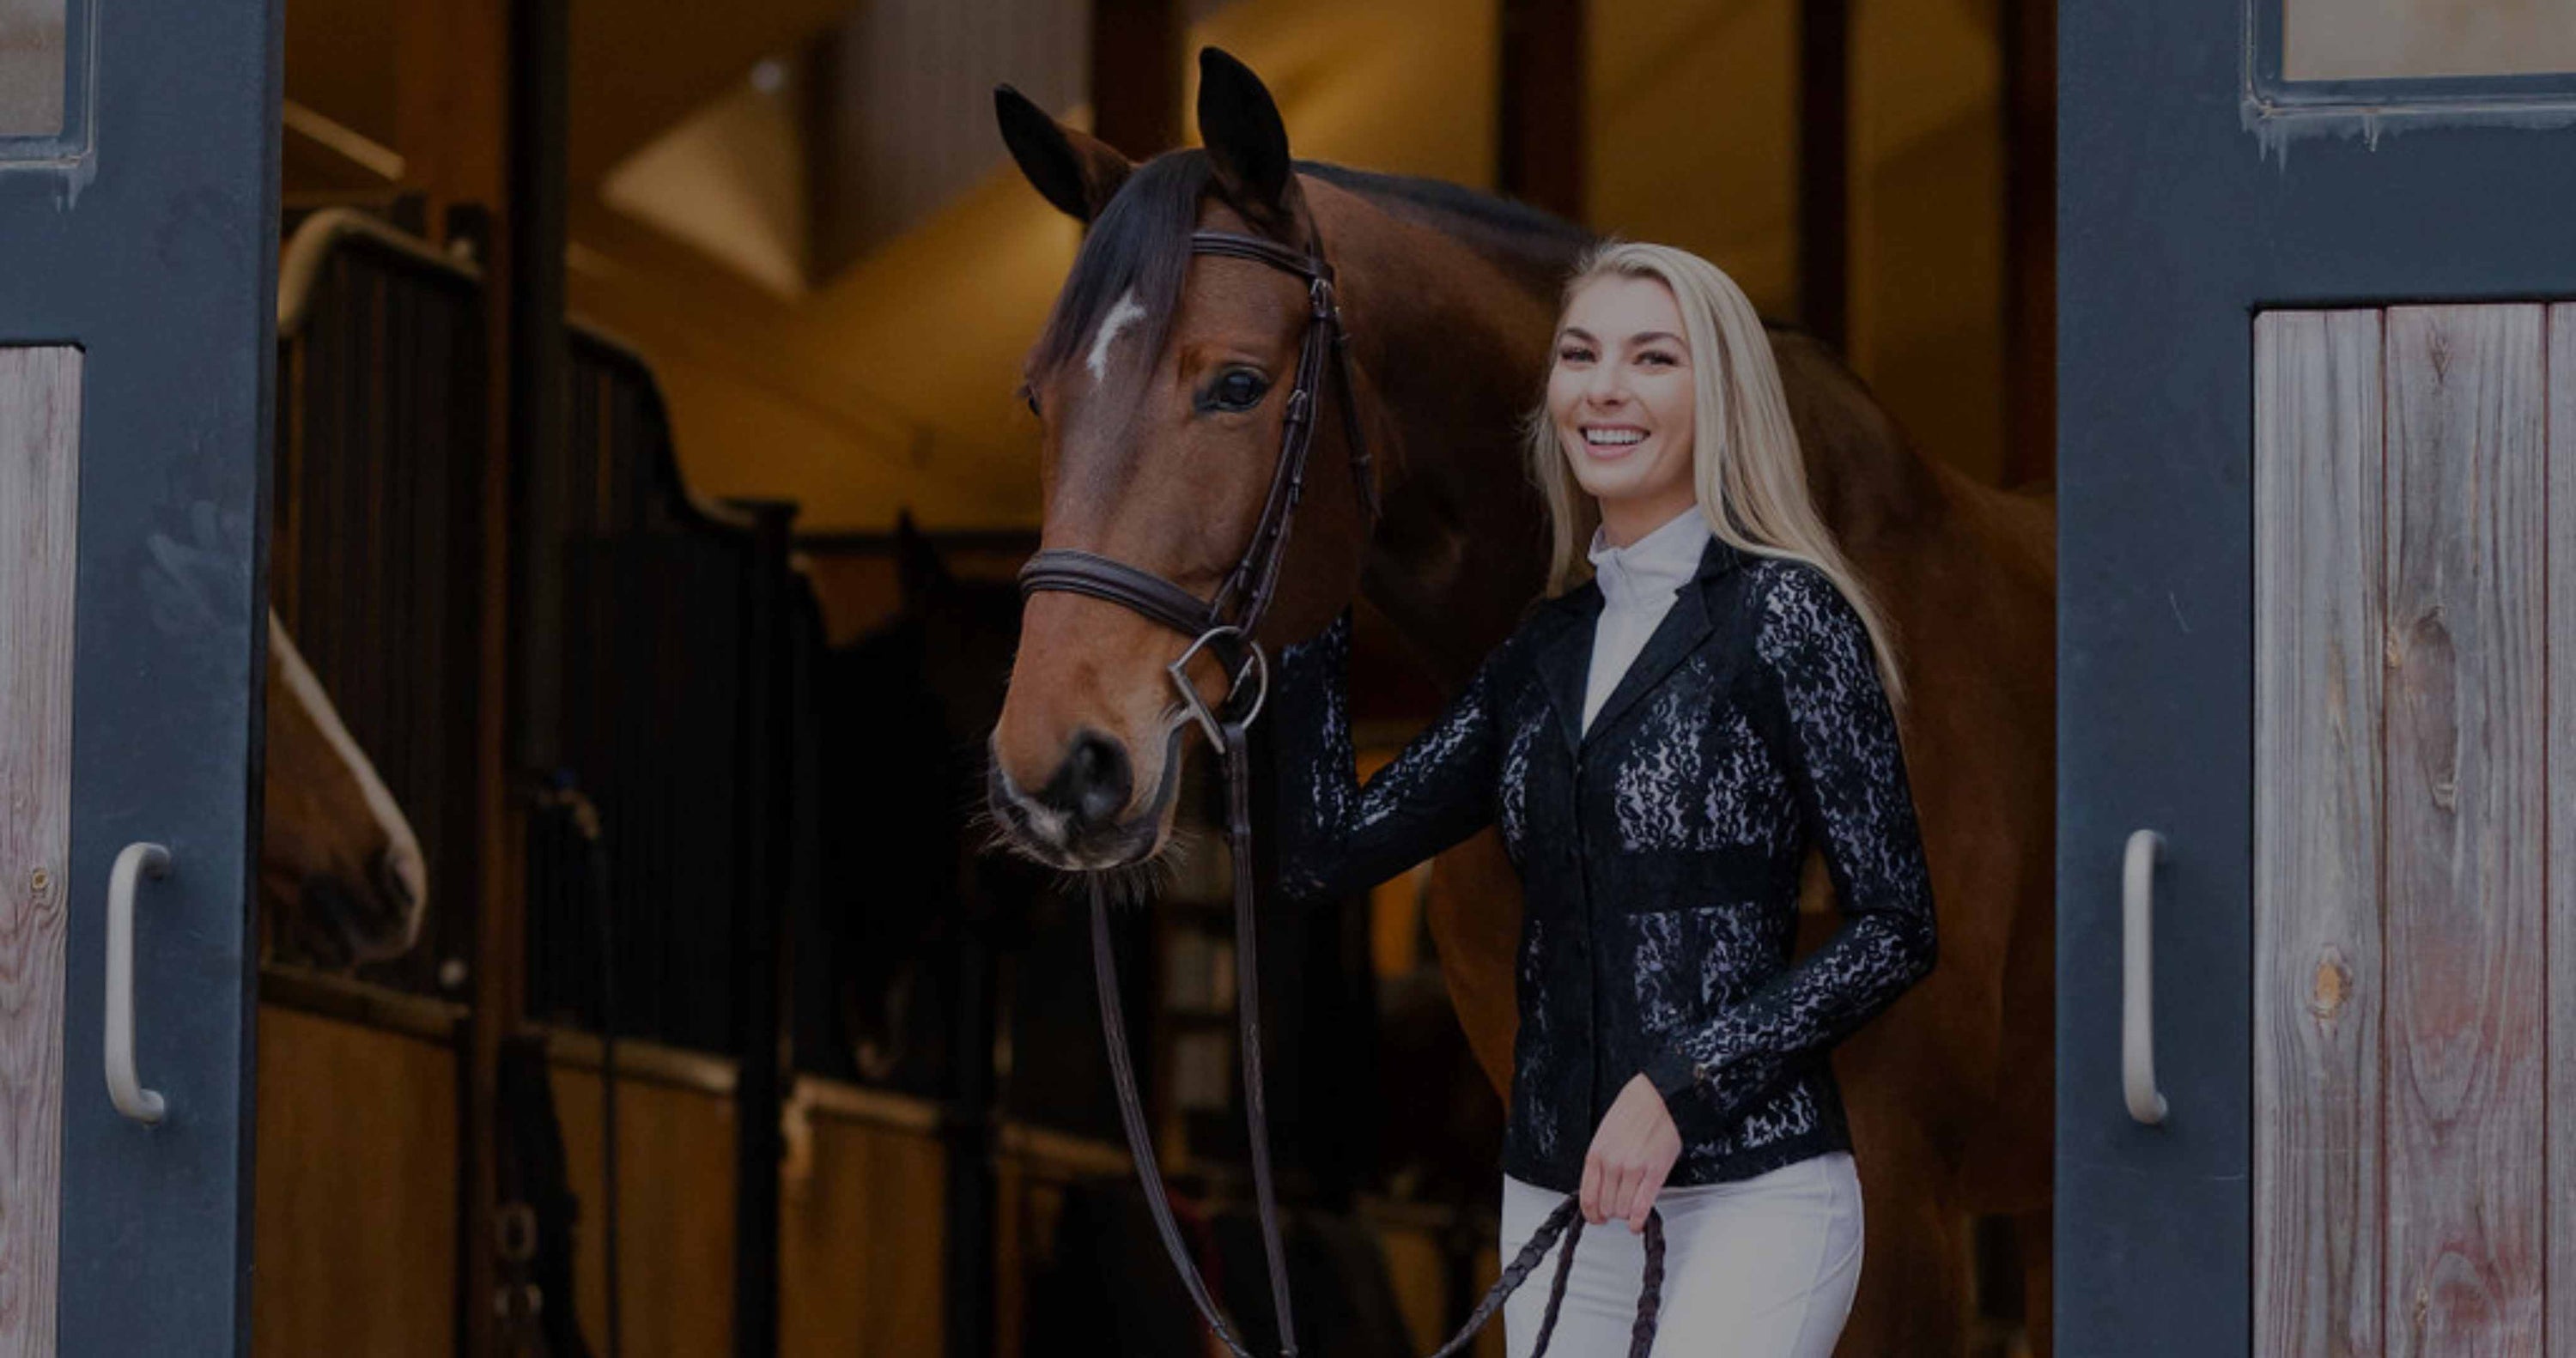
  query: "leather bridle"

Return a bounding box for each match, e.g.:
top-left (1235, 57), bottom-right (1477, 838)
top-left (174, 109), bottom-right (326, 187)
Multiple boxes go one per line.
top-left (1016, 227), bottom-right (1378, 749)
top-left (1017, 223), bottom-right (1663, 1358)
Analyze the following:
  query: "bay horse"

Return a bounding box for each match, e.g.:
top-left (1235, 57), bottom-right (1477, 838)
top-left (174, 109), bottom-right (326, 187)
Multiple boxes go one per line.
top-left (261, 607), bottom-right (430, 970)
top-left (984, 49), bottom-right (2056, 1355)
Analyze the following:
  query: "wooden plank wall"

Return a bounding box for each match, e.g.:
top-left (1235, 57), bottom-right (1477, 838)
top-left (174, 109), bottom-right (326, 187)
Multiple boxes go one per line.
top-left (2550, 304), bottom-right (2576, 1358)
top-left (246, 1013), bottom-right (1481, 1354)
top-left (778, 1106), bottom-right (946, 1353)
top-left (0, 346), bottom-right (81, 1358)
top-left (2254, 311), bottom-right (2385, 1356)
top-left (251, 1029), bottom-right (957, 1355)
top-left (2255, 305), bottom-right (2561, 1355)
top-left (252, 1006), bottom-right (459, 1356)
top-left (544, 1066), bottom-right (948, 1355)
top-left (550, 1068), bottom-right (738, 1355)
top-left (2380, 306), bottom-right (2548, 1352)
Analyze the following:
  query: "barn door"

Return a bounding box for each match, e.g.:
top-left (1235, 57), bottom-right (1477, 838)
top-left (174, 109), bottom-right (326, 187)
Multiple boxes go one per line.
top-left (2060, 1), bottom-right (2576, 1353)
top-left (2246, 303), bottom-right (2576, 1354)
top-left (0, 0), bottom-right (282, 1351)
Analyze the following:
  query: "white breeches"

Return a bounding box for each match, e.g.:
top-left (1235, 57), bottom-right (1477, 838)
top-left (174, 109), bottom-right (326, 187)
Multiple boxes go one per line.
top-left (1498, 1151), bottom-right (1863, 1357)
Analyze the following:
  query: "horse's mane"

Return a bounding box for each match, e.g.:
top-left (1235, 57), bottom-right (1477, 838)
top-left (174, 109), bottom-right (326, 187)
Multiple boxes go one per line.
top-left (1029, 154), bottom-right (1216, 383)
top-left (1295, 161), bottom-right (1592, 254)
top-left (1299, 163), bottom-right (1819, 342)
top-left (1028, 153), bottom-right (1819, 384)
top-left (1030, 153), bottom-right (1607, 383)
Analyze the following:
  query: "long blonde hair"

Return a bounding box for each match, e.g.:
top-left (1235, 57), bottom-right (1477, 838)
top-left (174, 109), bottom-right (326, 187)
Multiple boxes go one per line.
top-left (1522, 239), bottom-right (1908, 712)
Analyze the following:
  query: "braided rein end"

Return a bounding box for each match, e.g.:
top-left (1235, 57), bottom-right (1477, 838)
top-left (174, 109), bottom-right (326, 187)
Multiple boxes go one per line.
top-left (1527, 1212), bottom-right (1583, 1357)
top-left (1627, 1208), bottom-right (1667, 1358)
top-left (1491, 1198), bottom-right (1668, 1358)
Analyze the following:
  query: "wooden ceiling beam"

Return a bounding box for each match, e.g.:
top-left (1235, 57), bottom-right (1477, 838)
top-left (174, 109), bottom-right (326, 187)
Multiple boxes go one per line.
top-left (1091, 0), bottom-right (1182, 160)
top-left (1498, 0), bottom-right (1587, 222)
top-left (1798, 0), bottom-right (1850, 352)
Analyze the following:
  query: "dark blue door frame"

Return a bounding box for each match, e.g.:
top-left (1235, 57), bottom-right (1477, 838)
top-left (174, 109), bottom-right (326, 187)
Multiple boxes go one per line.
top-left (0, 0), bottom-right (282, 1350)
top-left (2058, 3), bottom-right (2576, 1351)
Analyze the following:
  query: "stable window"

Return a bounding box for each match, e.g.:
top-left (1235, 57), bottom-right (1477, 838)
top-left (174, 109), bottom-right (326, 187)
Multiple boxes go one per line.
top-left (2287, 0), bottom-right (2576, 81)
top-left (0, 0), bottom-right (87, 161)
top-left (2251, 0), bottom-right (2576, 119)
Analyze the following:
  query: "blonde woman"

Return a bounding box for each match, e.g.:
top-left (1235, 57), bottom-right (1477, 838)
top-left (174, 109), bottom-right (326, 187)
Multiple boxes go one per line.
top-left (1269, 240), bottom-right (1935, 1355)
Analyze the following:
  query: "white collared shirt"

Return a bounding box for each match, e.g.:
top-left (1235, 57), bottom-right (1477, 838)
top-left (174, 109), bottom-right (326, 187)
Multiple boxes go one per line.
top-left (1581, 507), bottom-right (1713, 735)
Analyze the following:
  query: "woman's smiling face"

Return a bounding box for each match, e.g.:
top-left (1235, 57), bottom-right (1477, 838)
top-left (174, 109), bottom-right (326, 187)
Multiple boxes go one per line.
top-left (1547, 274), bottom-right (1699, 536)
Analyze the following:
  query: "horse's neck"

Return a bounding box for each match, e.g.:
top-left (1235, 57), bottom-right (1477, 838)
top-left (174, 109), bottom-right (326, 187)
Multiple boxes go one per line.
top-left (1323, 191), bottom-right (1573, 689)
top-left (1766, 331), bottom-right (1947, 547)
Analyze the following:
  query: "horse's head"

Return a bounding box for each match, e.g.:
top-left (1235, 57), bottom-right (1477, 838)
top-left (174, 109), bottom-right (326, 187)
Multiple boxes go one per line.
top-left (260, 609), bottom-right (428, 969)
top-left (985, 50), bottom-right (1376, 872)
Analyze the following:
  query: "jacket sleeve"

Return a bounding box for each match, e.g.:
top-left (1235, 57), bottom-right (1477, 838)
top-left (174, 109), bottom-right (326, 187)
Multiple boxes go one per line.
top-left (1266, 608), bottom-right (1504, 907)
top-left (1642, 563), bottom-right (1938, 1120)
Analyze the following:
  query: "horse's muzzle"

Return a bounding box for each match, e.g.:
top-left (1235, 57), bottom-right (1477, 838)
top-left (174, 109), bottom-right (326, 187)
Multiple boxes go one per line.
top-left (985, 726), bottom-right (1182, 870)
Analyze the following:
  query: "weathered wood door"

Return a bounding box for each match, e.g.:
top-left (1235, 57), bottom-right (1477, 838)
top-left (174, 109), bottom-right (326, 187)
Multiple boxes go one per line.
top-left (2060, 1), bottom-right (2576, 1353)
top-left (0, 0), bottom-right (282, 1350)
top-left (2249, 305), bottom-right (2576, 1355)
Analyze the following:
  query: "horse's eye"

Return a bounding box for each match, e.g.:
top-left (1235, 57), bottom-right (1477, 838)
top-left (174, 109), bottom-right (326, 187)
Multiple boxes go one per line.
top-left (1021, 386), bottom-right (1042, 418)
top-left (1210, 368), bottom-right (1270, 413)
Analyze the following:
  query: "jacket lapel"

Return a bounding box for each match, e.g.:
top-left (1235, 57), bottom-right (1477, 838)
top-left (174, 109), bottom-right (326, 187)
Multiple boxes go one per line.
top-left (1581, 580), bottom-right (1714, 749)
top-left (1532, 585), bottom-right (1600, 755)
top-left (1529, 533), bottom-right (1755, 757)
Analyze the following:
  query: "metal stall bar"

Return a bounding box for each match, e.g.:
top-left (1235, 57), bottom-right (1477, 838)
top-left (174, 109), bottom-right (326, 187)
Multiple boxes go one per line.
top-left (728, 500), bottom-right (799, 1358)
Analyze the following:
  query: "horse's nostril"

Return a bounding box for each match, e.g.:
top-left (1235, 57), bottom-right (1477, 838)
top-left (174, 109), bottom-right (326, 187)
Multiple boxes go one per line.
top-left (374, 848), bottom-right (422, 913)
top-left (1047, 729), bottom-right (1133, 830)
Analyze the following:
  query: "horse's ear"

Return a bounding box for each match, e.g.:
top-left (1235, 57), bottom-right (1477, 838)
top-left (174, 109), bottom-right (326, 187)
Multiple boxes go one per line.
top-left (893, 509), bottom-right (952, 607)
top-left (995, 85), bottom-right (1133, 223)
top-left (1196, 48), bottom-right (1297, 225)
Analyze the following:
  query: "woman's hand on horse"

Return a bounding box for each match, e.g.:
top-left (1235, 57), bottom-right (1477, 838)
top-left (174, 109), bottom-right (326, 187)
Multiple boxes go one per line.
top-left (1582, 1074), bottom-right (1681, 1233)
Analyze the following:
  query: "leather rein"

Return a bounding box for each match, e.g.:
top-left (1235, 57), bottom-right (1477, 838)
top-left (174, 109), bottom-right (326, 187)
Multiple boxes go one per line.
top-left (1017, 225), bottom-right (1663, 1358)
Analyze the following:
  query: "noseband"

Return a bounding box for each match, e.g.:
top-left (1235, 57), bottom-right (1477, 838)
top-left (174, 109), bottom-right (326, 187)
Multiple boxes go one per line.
top-left (1016, 226), bottom-right (1662, 1358)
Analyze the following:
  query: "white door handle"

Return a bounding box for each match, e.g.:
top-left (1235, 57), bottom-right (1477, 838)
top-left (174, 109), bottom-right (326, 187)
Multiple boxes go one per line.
top-left (106, 842), bottom-right (170, 1124)
top-left (2123, 828), bottom-right (2168, 1125)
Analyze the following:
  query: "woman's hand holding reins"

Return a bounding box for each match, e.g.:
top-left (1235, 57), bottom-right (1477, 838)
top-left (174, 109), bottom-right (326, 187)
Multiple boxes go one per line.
top-left (1582, 1073), bottom-right (1682, 1233)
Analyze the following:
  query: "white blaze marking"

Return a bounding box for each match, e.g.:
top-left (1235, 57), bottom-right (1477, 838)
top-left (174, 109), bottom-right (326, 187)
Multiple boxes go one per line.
top-left (268, 610), bottom-right (428, 937)
top-left (1086, 288), bottom-right (1146, 384)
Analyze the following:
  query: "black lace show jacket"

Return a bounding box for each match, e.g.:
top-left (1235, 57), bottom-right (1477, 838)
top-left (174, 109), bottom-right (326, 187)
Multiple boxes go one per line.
top-left (1268, 534), bottom-right (1938, 1191)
